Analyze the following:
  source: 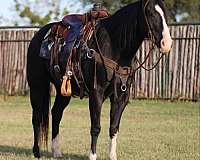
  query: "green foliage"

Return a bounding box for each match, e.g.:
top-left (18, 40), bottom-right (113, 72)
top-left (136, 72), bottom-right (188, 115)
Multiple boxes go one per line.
top-left (81, 0), bottom-right (137, 13)
top-left (81, 0), bottom-right (200, 22)
top-left (14, 0), bottom-right (68, 25)
top-left (164, 0), bottom-right (200, 22)
top-left (12, 0), bottom-right (200, 25)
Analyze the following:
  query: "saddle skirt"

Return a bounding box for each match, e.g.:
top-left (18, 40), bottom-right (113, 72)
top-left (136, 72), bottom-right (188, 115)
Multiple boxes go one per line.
top-left (40, 14), bottom-right (83, 62)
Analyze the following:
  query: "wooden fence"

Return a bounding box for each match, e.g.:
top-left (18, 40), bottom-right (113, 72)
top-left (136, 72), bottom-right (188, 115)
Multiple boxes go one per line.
top-left (0, 27), bottom-right (38, 96)
top-left (0, 24), bottom-right (199, 101)
top-left (132, 24), bottom-right (200, 101)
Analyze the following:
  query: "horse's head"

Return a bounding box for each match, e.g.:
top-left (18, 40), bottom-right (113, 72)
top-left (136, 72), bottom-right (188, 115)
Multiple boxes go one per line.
top-left (143, 0), bottom-right (172, 53)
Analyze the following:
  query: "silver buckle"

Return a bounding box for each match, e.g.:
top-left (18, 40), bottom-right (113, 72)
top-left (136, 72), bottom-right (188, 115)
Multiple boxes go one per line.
top-left (121, 84), bottom-right (127, 92)
top-left (67, 71), bottom-right (73, 76)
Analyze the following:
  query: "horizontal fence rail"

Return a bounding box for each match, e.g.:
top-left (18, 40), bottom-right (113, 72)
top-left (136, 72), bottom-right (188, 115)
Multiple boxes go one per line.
top-left (0, 25), bottom-right (199, 100)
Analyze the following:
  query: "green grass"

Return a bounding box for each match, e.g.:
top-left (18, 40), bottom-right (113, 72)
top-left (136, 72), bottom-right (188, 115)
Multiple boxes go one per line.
top-left (0, 96), bottom-right (199, 160)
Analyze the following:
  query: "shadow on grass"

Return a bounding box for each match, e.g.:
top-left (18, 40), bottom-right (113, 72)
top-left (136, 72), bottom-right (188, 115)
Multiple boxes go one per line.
top-left (0, 145), bottom-right (88, 159)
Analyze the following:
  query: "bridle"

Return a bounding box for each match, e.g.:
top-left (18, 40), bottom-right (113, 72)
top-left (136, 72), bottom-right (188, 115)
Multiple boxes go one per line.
top-left (134, 0), bottom-right (165, 72)
top-left (143, 0), bottom-right (155, 42)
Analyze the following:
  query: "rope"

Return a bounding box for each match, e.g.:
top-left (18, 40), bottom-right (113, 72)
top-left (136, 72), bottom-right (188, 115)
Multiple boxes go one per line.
top-left (133, 44), bottom-right (165, 72)
top-left (133, 44), bottom-right (155, 71)
top-left (135, 53), bottom-right (164, 71)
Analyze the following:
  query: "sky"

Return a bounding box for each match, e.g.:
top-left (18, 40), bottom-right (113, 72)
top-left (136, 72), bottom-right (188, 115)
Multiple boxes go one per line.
top-left (0, 0), bottom-right (91, 26)
top-left (0, 0), bottom-right (13, 20)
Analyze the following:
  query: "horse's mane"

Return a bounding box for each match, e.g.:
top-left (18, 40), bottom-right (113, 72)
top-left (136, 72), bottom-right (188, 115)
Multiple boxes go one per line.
top-left (100, 1), bottom-right (143, 53)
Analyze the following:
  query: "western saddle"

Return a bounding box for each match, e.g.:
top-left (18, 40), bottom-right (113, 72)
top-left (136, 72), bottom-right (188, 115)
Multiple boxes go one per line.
top-left (40, 5), bottom-right (109, 97)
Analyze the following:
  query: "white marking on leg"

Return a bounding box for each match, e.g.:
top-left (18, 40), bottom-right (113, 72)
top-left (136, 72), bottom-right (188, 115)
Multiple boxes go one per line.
top-left (52, 135), bottom-right (63, 158)
top-left (89, 150), bottom-right (97, 160)
top-left (155, 4), bottom-right (172, 53)
top-left (109, 132), bottom-right (118, 160)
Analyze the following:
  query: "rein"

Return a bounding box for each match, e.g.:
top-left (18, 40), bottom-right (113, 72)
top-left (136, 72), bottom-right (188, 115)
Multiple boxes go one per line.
top-left (134, 44), bottom-right (164, 72)
top-left (135, 53), bottom-right (164, 71)
top-left (93, 26), bottom-right (164, 75)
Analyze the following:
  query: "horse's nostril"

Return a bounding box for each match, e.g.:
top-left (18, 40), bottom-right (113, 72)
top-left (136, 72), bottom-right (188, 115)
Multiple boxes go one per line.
top-left (161, 40), bottom-right (165, 47)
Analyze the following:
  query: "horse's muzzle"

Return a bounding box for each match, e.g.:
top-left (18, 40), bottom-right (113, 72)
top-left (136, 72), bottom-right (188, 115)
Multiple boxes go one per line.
top-left (160, 36), bottom-right (173, 54)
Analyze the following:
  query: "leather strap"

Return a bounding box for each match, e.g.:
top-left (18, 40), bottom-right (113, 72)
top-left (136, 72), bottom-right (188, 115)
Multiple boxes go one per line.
top-left (92, 51), bottom-right (132, 76)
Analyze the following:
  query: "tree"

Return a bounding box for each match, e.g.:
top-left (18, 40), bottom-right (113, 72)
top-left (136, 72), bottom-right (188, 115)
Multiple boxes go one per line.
top-left (81, 0), bottom-right (200, 22)
top-left (13, 0), bottom-right (69, 25)
top-left (81, 0), bottom-right (137, 13)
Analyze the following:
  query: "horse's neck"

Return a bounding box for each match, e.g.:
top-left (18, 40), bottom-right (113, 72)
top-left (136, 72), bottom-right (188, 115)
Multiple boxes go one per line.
top-left (93, 26), bottom-right (115, 59)
top-left (95, 13), bottom-right (145, 67)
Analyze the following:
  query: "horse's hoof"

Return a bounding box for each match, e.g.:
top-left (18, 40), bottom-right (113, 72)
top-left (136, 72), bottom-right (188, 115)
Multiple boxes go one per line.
top-left (33, 146), bottom-right (40, 158)
top-left (109, 154), bottom-right (117, 160)
top-left (53, 151), bottom-right (64, 158)
top-left (33, 153), bottom-right (40, 159)
top-left (88, 151), bottom-right (97, 160)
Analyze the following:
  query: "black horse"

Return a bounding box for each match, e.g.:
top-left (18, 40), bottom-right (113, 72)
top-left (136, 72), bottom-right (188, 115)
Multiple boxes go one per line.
top-left (27, 0), bottom-right (172, 159)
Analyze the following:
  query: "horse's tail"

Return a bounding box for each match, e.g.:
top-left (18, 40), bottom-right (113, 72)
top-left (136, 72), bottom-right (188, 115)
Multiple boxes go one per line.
top-left (40, 84), bottom-right (51, 149)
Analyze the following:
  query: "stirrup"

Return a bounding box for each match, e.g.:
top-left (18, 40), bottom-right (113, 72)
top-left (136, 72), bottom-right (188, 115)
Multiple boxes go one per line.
top-left (61, 75), bottom-right (72, 96)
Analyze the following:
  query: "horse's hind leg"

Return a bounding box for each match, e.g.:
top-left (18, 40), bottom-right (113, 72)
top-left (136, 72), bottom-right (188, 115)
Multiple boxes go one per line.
top-left (30, 84), bottom-right (50, 158)
top-left (51, 92), bottom-right (71, 158)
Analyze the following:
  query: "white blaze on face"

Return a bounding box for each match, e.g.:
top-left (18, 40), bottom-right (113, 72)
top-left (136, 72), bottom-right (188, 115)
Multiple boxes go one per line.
top-left (109, 132), bottom-right (118, 160)
top-left (155, 4), bottom-right (172, 53)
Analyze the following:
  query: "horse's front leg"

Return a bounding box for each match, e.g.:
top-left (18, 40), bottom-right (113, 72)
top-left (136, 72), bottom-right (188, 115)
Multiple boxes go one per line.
top-left (88, 89), bottom-right (104, 160)
top-left (51, 92), bottom-right (71, 158)
top-left (109, 88), bottom-right (130, 160)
